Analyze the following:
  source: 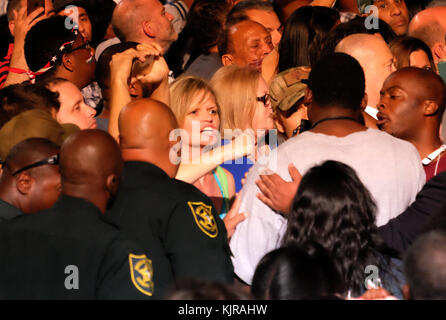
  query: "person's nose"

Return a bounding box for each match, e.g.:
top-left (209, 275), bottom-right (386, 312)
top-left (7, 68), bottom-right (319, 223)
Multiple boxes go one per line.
top-left (389, 2), bottom-right (402, 16)
top-left (261, 41), bottom-right (273, 57)
top-left (377, 97), bottom-right (386, 111)
top-left (85, 103), bottom-right (96, 117)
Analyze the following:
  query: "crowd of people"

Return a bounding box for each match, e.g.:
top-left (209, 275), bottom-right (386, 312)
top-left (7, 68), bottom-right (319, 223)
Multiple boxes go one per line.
top-left (0, 0), bottom-right (445, 300)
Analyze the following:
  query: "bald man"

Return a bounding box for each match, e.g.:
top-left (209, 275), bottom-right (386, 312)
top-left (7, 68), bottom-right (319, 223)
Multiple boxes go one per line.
top-left (336, 33), bottom-right (396, 128)
top-left (107, 98), bottom-right (233, 299)
top-left (111, 0), bottom-right (177, 54)
top-left (0, 138), bottom-right (60, 222)
top-left (377, 67), bottom-right (446, 181)
top-left (219, 17), bottom-right (273, 72)
top-left (0, 130), bottom-right (154, 299)
top-left (409, 6), bottom-right (446, 66)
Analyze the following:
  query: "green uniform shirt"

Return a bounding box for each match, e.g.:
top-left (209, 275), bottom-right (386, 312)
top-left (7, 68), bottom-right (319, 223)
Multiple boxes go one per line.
top-left (106, 161), bottom-right (234, 299)
top-left (0, 199), bottom-right (22, 223)
top-left (0, 195), bottom-right (154, 299)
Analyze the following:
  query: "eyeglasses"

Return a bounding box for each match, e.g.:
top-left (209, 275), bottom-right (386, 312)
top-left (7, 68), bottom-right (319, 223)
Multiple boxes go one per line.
top-left (256, 93), bottom-right (271, 107)
top-left (12, 154), bottom-right (59, 176)
top-left (67, 42), bottom-right (91, 54)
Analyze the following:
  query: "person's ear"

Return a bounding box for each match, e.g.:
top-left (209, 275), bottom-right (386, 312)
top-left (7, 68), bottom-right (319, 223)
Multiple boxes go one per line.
top-left (432, 42), bottom-right (446, 62)
top-left (303, 87), bottom-right (312, 107)
top-left (222, 54), bottom-right (234, 67)
top-left (51, 108), bottom-right (58, 120)
top-left (423, 100), bottom-right (439, 117)
top-left (142, 21), bottom-right (155, 39)
top-left (8, 20), bottom-right (15, 37)
top-left (361, 92), bottom-right (369, 110)
top-left (128, 80), bottom-right (139, 96)
top-left (402, 284), bottom-right (411, 300)
top-left (273, 114), bottom-right (285, 134)
top-left (105, 173), bottom-right (120, 197)
top-left (15, 172), bottom-right (34, 195)
top-left (62, 54), bottom-right (74, 72)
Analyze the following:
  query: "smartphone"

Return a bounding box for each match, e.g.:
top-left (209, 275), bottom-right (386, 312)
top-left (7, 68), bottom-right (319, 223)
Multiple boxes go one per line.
top-left (438, 61), bottom-right (446, 84)
top-left (130, 55), bottom-right (155, 79)
top-left (27, 0), bottom-right (45, 15)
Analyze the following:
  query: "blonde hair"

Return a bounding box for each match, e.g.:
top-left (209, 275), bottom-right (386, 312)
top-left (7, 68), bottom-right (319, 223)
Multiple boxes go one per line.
top-left (210, 65), bottom-right (261, 130)
top-left (169, 76), bottom-right (220, 128)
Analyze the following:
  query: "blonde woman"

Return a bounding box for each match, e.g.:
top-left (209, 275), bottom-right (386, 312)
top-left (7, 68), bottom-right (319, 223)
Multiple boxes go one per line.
top-left (170, 76), bottom-right (237, 218)
top-left (210, 65), bottom-right (276, 192)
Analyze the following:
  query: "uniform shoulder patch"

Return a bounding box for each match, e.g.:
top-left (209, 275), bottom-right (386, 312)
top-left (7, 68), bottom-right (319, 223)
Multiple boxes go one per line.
top-left (129, 253), bottom-right (154, 296)
top-left (187, 201), bottom-right (218, 238)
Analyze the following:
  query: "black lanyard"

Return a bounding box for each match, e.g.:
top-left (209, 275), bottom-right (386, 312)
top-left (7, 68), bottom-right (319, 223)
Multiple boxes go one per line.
top-left (310, 116), bottom-right (358, 130)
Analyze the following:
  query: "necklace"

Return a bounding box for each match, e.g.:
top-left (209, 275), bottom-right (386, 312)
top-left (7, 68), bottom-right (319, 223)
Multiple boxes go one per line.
top-left (310, 116), bottom-right (358, 130)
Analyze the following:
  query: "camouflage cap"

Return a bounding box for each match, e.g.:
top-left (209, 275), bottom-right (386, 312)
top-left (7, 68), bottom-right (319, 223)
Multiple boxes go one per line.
top-left (0, 109), bottom-right (79, 162)
top-left (357, 0), bottom-right (374, 14)
top-left (269, 66), bottom-right (310, 112)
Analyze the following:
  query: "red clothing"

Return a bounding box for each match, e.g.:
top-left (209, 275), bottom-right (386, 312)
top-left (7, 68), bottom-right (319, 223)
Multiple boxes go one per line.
top-left (424, 155), bottom-right (446, 181)
top-left (0, 43), bottom-right (14, 89)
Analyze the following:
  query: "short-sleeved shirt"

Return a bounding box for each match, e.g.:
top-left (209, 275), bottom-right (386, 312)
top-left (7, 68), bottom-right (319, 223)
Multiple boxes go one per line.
top-left (230, 128), bottom-right (425, 285)
top-left (0, 195), bottom-right (154, 299)
top-left (106, 161), bottom-right (234, 299)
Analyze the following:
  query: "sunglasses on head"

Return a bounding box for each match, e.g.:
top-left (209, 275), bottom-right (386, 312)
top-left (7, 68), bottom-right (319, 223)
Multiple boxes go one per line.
top-left (12, 154), bottom-right (59, 177)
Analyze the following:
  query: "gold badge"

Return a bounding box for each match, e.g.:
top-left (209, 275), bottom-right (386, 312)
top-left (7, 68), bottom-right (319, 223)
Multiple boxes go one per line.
top-left (129, 253), bottom-right (154, 296)
top-left (187, 201), bottom-right (218, 238)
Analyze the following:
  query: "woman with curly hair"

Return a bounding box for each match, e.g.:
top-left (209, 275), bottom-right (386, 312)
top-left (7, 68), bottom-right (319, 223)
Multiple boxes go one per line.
top-left (281, 160), bottom-right (404, 298)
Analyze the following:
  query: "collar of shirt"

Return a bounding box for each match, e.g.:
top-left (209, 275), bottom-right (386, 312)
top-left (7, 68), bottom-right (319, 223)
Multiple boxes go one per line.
top-left (0, 198), bottom-right (22, 221)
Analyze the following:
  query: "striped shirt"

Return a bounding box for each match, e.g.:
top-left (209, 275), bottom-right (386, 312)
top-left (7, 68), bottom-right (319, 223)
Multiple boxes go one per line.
top-left (0, 43), bottom-right (14, 89)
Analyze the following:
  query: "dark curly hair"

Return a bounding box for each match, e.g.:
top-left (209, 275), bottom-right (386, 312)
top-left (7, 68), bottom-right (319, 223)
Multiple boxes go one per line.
top-left (281, 160), bottom-right (397, 296)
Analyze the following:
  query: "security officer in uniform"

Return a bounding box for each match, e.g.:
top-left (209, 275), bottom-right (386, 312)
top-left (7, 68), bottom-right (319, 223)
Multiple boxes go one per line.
top-left (0, 130), bottom-right (154, 299)
top-left (107, 98), bottom-right (234, 299)
top-left (0, 138), bottom-right (61, 223)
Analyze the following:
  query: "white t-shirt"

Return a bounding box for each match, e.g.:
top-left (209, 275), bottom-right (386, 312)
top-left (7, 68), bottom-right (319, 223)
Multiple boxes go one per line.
top-left (230, 128), bottom-right (425, 285)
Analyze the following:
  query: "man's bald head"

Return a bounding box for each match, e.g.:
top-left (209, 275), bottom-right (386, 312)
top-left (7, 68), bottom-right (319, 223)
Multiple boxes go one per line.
top-left (60, 129), bottom-right (122, 186)
top-left (60, 130), bottom-right (122, 213)
top-left (0, 138), bottom-right (61, 214)
top-left (408, 6), bottom-right (446, 63)
top-left (112, 0), bottom-right (147, 43)
top-left (336, 34), bottom-right (395, 108)
top-left (389, 67), bottom-right (446, 120)
top-left (377, 67), bottom-right (446, 143)
top-left (112, 0), bottom-right (177, 53)
top-left (119, 98), bottom-right (179, 178)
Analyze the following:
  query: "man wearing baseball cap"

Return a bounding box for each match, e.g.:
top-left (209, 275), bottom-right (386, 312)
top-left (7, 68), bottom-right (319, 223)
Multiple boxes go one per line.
top-left (269, 66), bottom-right (311, 140)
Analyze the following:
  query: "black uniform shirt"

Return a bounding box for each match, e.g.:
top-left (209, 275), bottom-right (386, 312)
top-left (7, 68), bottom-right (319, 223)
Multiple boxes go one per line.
top-left (0, 199), bottom-right (22, 223)
top-left (106, 161), bottom-right (234, 299)
top-left (0, 195), bottom-right (154, 299)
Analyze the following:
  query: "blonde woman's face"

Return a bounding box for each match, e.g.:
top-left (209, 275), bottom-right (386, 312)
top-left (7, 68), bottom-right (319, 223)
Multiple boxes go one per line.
top-left (251, 77), bottom-right (275, 133)
top-left (182, 90), bottom-right (220, 148)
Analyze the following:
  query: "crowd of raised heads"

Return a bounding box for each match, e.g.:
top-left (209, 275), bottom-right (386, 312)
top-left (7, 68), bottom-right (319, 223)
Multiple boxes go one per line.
top-left (0, 0), bottom-right (446, 301)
